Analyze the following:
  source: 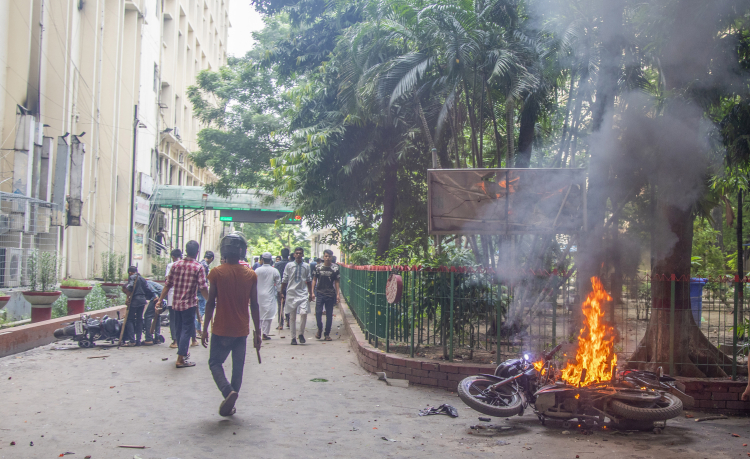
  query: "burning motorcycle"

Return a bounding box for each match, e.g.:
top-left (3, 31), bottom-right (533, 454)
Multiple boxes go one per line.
top-left (53, 313), bottom-right (123, 348)
top-left (458, 277), bottom-right (688, 429)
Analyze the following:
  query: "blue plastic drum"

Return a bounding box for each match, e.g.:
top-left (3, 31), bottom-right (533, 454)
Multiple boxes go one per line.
top-left (689, 278), bottom-right (707, 324)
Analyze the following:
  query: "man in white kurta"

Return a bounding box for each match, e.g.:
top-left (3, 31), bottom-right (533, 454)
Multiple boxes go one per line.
top-left (255, 252), bottom-right (280, 339)
top-left (281, 247), bottom-right (312, 345)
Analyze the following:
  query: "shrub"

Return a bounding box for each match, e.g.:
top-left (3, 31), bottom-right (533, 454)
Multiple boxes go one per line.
top-left (60, 279), bottom-right (91, 288)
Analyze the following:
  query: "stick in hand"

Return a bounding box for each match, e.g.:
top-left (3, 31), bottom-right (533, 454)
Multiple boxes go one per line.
top-left (253, 330), bottom-right (262, 364)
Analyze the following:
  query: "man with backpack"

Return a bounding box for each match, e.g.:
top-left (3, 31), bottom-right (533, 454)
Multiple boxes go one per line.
top-left (121, 266), bottom-right (156, 346)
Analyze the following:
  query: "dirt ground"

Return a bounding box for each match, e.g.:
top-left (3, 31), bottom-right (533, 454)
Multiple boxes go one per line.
top-left (0, 305), bottom-right (749, 459)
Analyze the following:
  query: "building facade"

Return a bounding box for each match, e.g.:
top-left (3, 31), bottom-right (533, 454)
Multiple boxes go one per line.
top-left (0, 0), bottom-right (229, 283)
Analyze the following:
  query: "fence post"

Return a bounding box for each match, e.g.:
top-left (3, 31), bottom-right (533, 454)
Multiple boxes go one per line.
top-left (496, 278), bottom-right (502, 365)
top-left (669, 278), bottom-right (675, 376)
top-left (385, 270), bottom-right (390, 353)
top-left (733, 279), bottom-right (739, 380)
top-left (450, 272), bottom-right (455, 362)
top-left (410, 271), bottom-right (415, 358)
top-left (374, 270), bottom-right (378, 349)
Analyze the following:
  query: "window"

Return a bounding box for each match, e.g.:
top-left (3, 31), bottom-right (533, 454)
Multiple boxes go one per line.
top-left (153, 63), bottom-right (159, 92)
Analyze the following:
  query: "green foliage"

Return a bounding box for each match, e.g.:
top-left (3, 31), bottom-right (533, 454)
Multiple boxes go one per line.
top-left (241, 223), bottom-right (310, 258)
top-left (101, 252), bottom-right (126, 283)
top-left (85, 284), bottom-right (125, 312)
top-left (151, 256), bottom-right (169, 281)
top-left (691, 219), bottom-right (728, 278)
top-left (51, 294), bottom-right (68, 319)
top-left (60, 279), bottom-right (91, 288)
top-left (27, 250), bottom-right (60, 292)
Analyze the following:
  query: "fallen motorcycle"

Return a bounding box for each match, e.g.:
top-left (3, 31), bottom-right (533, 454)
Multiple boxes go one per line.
top-left (53, 313), bottom-right (123, 348)
top-left (457, 346), bottom-right (687, 429)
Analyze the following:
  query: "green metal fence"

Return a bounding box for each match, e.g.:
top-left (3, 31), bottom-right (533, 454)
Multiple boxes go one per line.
top-left (340, 264), bottom-right (748, 379)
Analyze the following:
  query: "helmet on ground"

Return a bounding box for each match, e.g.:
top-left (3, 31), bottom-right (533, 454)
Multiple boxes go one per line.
top-left (220, 231), bottom-right (247, 260)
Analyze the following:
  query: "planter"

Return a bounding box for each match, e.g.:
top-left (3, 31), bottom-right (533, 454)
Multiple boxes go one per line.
top-left (0, 295), bottom-right (9, 310)
top-left (60, 286), bottom-right (93, 315)
top-left (100, 282), bottom-right (122, 298)
top-left (22, 291), bottom-right (62, 323)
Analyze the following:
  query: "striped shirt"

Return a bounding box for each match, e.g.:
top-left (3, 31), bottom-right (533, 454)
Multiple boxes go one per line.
top-left (165, 258), bottom-right (208, 311)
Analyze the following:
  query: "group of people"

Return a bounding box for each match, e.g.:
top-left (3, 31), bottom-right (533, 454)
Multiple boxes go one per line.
top-left (120, 232), bottom-right (341, 417)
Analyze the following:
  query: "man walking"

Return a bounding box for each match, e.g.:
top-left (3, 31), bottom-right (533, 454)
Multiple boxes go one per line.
top-left (121, 266), bottom-right (156, 346)
top-left (274, 248), bottom-right (291, 329)
top-left (144, 279), bottom-right (164, 345)
top-left (312, 249), bottom-right (340, 341)
top-left (202, 231), bottom-right (261, 417)
top-left (157, 240), bottom-right (209, 368)
top-left (196, 251), bottom-right (215, 338)
top-left (165, 249), bottom-right (182, 348)
top-left (281, 247), bottom-right (312, 345)
top-left (252, 256), bottom-right (261, 270)
top-left (255, 252), bottom-right (280, 340)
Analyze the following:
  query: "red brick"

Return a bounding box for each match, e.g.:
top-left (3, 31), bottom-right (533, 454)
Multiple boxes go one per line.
top-left (438, 379), bottom-right (453, 388)
top-left (712, 392), bottom-right (738, 401)
top-left (422, 363), bottom-right (440, 371)
top-left (428, 370), bottom-right (448, 380)
top-left (705, 385), bottom-right (728, 393)
top-left (407, 375), bottom-right (421, 384)
top-left (390, 373), bottom-right (408, 380)
top-left (725, 401), bottom-right (750, 410)
top-left (459, 366), bottom-right (481, 375)
top-left (406, 360), bottom-right (422, 370)
top-left (386, 364), bottom-right (399, 373)
top-left (728, 386), bottom-right (747, 393)
top-left (448, 373), bottom-right (465, 382)
top-left (411, 369), bottom-right (428, 377)
top-left (690, 392), bottom-right (711, 400)
top-left (377, 353), bottom-right (387, 365)
top-left (441, 364), bottom-right (460, 374)
top-left (421, 377), bottom-right (438, 386)
top-left (386, 355), bottom-right (406, 366)
top-left (699, 400), bottom-right (726, 409)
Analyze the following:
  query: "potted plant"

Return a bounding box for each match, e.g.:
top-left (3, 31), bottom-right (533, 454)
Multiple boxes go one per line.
top-left (100, 251), bottom-right (126, 297)
top-left (60, 279), bottom-right (93, 315)
top-left (23, 250), bottom-right (62, 323)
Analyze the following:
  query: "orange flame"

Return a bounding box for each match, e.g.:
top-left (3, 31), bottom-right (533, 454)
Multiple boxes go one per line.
top-left (533, 360), bottom-right (545, 373)
top-left (561, 277), bottom-right (617, 387)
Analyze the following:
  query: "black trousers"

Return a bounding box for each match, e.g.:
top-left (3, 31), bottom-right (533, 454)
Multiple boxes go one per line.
top-left (144, 300), bottom-right (161, 341)
top-left (315, 295), bottom-right (336, 335)
top-left (209, 335), bottom-right (247, 398)
top-left (124, 305), bottom-right (145, 343)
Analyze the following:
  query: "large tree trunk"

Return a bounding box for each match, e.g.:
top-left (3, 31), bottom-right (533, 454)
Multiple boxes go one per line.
top-left (515, 102), bottom-right (536, 168)
top-left (376, 159), bottom-right (398, 257)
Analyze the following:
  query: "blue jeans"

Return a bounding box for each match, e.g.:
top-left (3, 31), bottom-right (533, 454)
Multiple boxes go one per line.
top-left (174, 307), bottom-right (196, 357)
top-left (209, 335), bottom-right (247, 398)
top-left (196, 292), bottom-right (207, 331)
top-left (315, 295), bottom-right (336, 336)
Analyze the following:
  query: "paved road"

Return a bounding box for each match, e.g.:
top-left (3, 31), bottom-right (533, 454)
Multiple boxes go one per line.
top-left (0, 304), bottom-right (749, 458)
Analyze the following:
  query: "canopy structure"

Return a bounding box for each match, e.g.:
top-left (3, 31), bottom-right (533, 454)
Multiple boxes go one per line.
top-left (150, 186), bottom-right (294, 212)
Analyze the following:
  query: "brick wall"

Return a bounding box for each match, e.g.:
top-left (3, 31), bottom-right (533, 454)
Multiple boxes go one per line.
top-left (339, 298), bottom-right (750, 414)
top-left (677, 378), bottom-right (750, 415)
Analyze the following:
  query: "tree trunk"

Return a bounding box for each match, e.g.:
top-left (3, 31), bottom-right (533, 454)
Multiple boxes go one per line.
top-left (505, 97), bottom-right (514, 167)
top-left (376, 159), bottom-right (398, 257)
top-left (515, 102), bottom-right (536, 168)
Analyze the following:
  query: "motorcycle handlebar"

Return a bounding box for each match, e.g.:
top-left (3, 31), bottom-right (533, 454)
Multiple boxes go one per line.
top-left (544, 343), bottom-right (563, 362)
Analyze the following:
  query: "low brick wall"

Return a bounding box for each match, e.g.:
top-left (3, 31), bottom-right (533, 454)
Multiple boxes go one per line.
top-left (677, 378), bottom-right (750, 414)
top-left (339, 297), bottom-right (495, 390)
top-left (0, 305), bottom-right (126, 358)
top-left (339, 298), bottom-right (750, 414)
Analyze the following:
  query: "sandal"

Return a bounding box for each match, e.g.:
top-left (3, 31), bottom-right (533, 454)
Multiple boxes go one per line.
top-left (324, 335), bottom-right (332, 341)
top-left (176, 361), bottom-right (196, 368)
top-left (142, 341), bottom-right (154, 346)
top-left (120, 342), bottom-right (136, 347)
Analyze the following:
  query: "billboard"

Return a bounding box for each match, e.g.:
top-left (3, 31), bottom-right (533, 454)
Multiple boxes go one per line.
top-left (428, 168), bottom-right (586, 235)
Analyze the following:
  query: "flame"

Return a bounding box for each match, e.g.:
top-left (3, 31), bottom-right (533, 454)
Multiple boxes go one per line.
top-left (574, 394), bottom-right (580, 399)
top-left (533, 360), bottom-right (545, 373)
top-left (561, 277), bottom-right (617, 387)
top-left (498, 176), bottom-right (519, 192)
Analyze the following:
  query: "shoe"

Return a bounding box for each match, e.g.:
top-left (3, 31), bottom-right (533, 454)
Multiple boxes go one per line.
top-left (219, 391), bottom-right (238, 417)
top-left (315, 330), bottom-right (321, 339)
top-left (169, 342), bottom-right (178, 349)
top-left (286, 324), bottom-right (290, 329)
top-left (298, 334), bottom-right (306, 344)
top-left (191, 340), bottom-right (198, 347)
top-left (276, 325), bottom-right (284, 330)
top-left (324, 335), bottom-right (332, 341)
top-left (262, 334), bottom-right (271, 340)
top-left (142, 340), bottom-right (154, 346)
top-left (291, 338), bottom-right (298, 345)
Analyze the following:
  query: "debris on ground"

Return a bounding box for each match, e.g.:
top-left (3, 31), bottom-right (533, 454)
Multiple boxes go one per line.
top-left (118, 445), bottom-right (146, 449)
top-left (310, 378), bottom-right (328, 382)
top-left (418, 404), bottom-right (458, 418)
top-left (375, 372), bottom-right (408, 387)
top-left (87, 355), bottom-right (108, 359)
top-left (562, 430), bottom-right (571, 435)
top-left (732, 433), bottom-right (741, 437)
top-left (381, 437), bottom-right (397, 442)
top-left (10, 441), bottom-right (15, 445)
top-left (469, 424), bottom-right (513, 431)
top-left (496, 440), bottom-right (510, 446)
top-left (695, 415), bottom-right (729, 422)
top-left (162, 358), bottom-right (168, 361)
top-left (478, 417), bottom-right (491, 422)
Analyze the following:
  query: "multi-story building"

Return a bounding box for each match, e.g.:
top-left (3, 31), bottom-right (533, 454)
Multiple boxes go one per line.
top-left (0, 0), bottom-right (229, 286)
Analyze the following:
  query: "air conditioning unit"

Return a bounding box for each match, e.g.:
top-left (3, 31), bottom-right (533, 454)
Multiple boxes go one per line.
top-left (178, 153), bottom-right (184, 164)
top-left (0, 212), bottom-right (8, 235)
top-left (173, 126), bottom-right (181, 140)
top-left (34, 206), bottom-right (50, 234)
top-left (0, 248), bottom-right (22, 288)
top-left (8, 214), bottom-right (25, 232)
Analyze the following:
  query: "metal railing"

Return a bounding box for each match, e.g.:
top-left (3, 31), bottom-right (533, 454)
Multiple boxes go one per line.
top-left (340, 264), bottom-right (747, 379)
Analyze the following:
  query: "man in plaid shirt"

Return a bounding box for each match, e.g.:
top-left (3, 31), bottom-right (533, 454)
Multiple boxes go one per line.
top-left (157, 240), bottom-right (209, 368)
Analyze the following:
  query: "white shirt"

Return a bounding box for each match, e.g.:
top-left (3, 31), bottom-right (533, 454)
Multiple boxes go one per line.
top-left (165, 261), bottom-right (176, 306)
top-left (255, 263), bottom-right (280, 321)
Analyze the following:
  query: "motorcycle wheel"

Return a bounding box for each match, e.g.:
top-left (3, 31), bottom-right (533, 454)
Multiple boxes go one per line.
top-left (609, 393), bottom-right (682, 421)
top-left (78, 340), bottom-right (93, 349)
top-left (457, 376), bottom-right (524, 417)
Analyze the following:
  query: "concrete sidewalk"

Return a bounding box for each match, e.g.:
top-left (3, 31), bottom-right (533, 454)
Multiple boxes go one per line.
top-left (0, 303), bottom-right (748, 459)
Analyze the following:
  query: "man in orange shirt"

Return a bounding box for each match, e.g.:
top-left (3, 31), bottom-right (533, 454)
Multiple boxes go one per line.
top-left (202, 231), bottom-right (261, 417)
